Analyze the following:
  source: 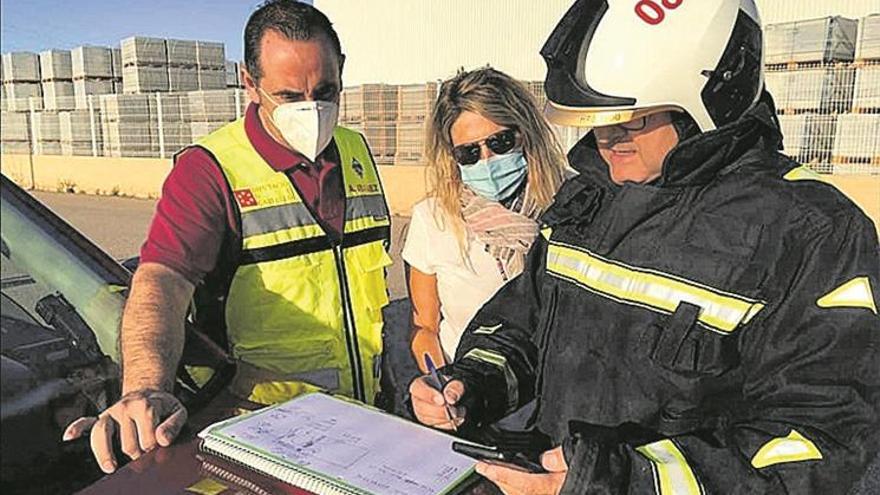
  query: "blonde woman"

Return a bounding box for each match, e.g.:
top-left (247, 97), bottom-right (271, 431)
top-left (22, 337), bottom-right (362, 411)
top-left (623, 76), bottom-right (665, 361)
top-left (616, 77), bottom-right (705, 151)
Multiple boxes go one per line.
top-left (401, 68), bottom-right (567, 373)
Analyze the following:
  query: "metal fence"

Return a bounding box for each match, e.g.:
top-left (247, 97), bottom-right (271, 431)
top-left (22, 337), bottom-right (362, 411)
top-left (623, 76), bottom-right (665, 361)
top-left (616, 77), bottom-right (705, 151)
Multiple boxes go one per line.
top-left (1, 74), bottom-right (879, 173)
top-left (1, 90), bottom-right (248, 159)
top-left (770, 61), bottom-right (880, 174)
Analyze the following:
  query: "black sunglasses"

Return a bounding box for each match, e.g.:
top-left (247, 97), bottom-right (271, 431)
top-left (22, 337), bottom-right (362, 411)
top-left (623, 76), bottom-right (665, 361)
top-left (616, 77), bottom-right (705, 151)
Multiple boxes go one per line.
top-left (452, 128), bottom-right (518, 166)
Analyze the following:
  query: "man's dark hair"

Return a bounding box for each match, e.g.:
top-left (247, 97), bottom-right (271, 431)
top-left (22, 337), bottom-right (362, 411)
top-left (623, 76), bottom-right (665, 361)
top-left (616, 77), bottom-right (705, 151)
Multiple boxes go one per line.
top-left (244, 0), bottom-right (343, 81)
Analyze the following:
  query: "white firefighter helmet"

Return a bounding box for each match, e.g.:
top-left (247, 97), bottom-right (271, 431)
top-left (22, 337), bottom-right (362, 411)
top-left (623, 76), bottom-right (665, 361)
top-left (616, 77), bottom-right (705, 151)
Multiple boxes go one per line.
top-left (541, 0), bottom-right (764, 132)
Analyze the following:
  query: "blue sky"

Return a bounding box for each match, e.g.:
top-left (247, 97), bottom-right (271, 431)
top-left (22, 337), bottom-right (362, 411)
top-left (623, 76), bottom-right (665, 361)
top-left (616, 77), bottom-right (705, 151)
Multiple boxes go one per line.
top-left (0, 0), bottom-right (271, 61)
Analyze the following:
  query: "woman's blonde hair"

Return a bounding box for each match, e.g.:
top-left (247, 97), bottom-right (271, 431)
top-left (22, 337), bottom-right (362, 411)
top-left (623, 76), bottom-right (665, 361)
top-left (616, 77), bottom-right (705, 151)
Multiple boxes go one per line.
top-left (426, 67), bottom-right (567, 248)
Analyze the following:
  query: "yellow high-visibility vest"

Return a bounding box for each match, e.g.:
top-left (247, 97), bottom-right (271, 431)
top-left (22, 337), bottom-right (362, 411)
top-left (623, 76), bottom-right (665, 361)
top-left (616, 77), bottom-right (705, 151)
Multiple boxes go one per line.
top-left (190, 119), bottom-right (391, 405)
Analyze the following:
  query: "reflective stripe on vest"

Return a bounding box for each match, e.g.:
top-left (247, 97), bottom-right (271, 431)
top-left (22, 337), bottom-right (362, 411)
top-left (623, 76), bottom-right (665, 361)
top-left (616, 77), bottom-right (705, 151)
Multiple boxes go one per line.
top-left (193, 120), bottom-right (390, 405)
top-left (239, 194), bottom-right (387, 239)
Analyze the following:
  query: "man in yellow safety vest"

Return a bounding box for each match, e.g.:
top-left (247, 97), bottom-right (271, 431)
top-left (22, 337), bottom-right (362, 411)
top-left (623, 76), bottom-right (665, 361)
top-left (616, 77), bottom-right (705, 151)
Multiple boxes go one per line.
top-left (63, 0), bottom-right (392, 474)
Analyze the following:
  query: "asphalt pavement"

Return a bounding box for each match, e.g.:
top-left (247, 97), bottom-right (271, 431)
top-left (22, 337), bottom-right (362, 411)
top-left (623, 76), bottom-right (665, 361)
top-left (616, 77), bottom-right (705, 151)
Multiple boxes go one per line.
top-left (31, 191), bottom-right (421, 411)
top-left (33, 191), bottom-right (411, 301)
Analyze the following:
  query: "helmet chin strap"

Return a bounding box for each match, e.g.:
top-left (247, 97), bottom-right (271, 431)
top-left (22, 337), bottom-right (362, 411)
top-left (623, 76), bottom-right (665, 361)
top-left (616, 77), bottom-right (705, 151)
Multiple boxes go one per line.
top-left (671, 112), bottom-right (700, 142)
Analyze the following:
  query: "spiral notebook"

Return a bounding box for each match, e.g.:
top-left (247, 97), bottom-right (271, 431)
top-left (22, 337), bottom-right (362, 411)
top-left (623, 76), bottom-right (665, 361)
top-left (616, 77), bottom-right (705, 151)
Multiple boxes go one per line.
top-left (197, 392), bottom-right (478, 495)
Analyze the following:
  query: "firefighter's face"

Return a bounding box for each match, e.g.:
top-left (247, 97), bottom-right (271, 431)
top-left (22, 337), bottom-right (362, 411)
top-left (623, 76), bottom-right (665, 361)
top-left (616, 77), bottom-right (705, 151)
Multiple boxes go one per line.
top-left (594, 112), bottom-right (679, 185)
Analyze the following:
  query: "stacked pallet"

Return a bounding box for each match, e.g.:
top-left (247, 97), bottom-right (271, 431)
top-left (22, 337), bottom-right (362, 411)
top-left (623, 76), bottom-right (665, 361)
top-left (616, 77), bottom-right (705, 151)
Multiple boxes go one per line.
top-left (112, 48), bottom-right (122, 89)
top-left (778, 66), bottom-right (856, 114)
top-left (196, 41), bottom-right (226, 90)
top-left (342, 84), bottom-right (398, 164)
top-left (763, 16), bottom-right (870, 173)
top-left (225, 60), bottom-right (242, 88)
top-left (777, 114), bottom-right (839, 172)
top-left (32, 111), bottom-right (62, 155)
top-left (832, 114), bottom-right (880, 171)
top-left (0, 111), bottom-right (32, 153)
top-left (185, 89), bottom-right (239, 141)
top-left (99, 94), bottom-right (158, 157)
top-left (856, 14), bottom-right (880, 61)
top-left (121, 36), bottom-right (169, 93)
top-left (2, 52), bottom-right (42, 111)
top-left (72, 46), bottom-right (119, 109)
top-left (853, 16), bottom-right (880, 116)
top-left (156, 93), bottom-right (192, 158)
top-left (765, 16), bottom-right (858, 67)
top-left (765, 15), bottom-right (858, 115)
top-left (394, 82), bottom-right (437, 165)
top-left (764, 23), bottom-right (796, 66)
top-left (166, 39), bottom-right (200, 92)
top-left (853, 63), bottom-right (880, 112)
top-left (154, 93), bottom-right (191, 156)
top-left (40, 50), bottom-right (75, 111)
top-left (60, 109), bottom-right (101, 156)
top-left (152, 93), bottom-right (187, 156)
top-left (846, 16), bottom-right (880, 173)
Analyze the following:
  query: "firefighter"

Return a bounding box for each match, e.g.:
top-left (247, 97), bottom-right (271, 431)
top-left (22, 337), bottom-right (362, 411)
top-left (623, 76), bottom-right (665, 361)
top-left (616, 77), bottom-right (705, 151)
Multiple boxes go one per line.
top-left (410, 0), bottom-right (880, 493)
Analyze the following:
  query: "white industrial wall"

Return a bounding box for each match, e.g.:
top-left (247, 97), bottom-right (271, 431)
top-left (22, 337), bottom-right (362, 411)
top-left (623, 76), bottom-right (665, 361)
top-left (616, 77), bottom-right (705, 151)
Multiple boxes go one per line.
top-left (315, 0), bottom-right (880, 85)
top-left (315, 0), bottom-right (574, 85)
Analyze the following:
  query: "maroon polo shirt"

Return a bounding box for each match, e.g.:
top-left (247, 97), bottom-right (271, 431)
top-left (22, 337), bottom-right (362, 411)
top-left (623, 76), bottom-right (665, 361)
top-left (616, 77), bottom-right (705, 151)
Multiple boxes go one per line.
top-left (140, 103), bottom-right (345, 284)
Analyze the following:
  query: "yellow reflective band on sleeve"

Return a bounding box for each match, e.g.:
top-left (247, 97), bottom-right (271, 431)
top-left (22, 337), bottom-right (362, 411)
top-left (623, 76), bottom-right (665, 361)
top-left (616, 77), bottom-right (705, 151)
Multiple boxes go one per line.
top-left (462, 348), bottom-right (518, 410)
top-left (541, 226), bottom-right (553, 241)
top-left (817, 277), bottom-right (877, 314)
top-left (636, 439), bottom-right (703, 495)
top-left (546, 242), bottom-right (765, 334)
top-left (751, 429), bottom-right (823, 469)
top-left (783, 166), bottom-right (825, 182)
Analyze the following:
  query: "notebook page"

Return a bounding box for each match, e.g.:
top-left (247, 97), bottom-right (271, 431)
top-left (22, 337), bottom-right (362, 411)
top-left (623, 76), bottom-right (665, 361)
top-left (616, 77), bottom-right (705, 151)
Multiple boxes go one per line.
top-left (209, 393), bottom-right (476, 495)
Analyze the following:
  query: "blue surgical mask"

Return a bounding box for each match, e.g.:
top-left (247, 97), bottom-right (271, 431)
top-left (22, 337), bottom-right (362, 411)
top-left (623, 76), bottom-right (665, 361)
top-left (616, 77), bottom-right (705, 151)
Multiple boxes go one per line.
top-left (458, 151), bottom-right (528, 202)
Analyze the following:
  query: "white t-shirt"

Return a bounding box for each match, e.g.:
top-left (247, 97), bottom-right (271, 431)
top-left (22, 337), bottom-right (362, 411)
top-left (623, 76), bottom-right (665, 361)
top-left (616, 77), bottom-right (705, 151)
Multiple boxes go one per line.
top-left (401, 197), bottom-right (515, 358)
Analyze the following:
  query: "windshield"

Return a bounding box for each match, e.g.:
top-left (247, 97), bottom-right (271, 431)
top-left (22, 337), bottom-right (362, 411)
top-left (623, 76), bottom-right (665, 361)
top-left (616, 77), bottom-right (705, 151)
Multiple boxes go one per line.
top-left (0, 178), bottom-right (128, 362)
top-left (1, 249), bottom-right (56, 328)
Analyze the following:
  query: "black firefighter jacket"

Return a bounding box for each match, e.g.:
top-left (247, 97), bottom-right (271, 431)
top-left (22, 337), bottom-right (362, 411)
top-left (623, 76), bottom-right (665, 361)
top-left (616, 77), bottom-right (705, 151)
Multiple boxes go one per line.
top-left (447, 101), bottom-right (880, 494)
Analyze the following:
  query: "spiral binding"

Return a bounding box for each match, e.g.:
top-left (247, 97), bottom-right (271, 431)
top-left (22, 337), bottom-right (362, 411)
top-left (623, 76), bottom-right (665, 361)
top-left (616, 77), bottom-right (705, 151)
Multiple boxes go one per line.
top-left (201, 460), bottom-right (274, 495)
top-left (201, 437), bottom-right (365, 495)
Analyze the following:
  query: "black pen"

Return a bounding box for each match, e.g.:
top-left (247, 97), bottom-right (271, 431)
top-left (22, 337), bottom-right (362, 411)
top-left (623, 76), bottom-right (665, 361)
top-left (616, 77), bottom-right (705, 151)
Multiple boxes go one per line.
top-left (424, 353), bottom-right (458, 432)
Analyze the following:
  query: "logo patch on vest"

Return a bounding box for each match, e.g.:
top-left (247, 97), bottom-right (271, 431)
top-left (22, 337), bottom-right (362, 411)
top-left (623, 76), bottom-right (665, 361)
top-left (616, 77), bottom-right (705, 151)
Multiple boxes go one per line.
top-left (351, 158), bottom-right (364, 178)
top-left (349, 183), bottom-right (380, 194)
top-left (234, 188), bottom-right (258, 207)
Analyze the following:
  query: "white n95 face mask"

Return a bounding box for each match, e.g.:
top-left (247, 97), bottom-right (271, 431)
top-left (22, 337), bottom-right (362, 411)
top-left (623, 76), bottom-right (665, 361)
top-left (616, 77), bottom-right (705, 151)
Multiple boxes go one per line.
top-left (262, 90), bottom-right (339, 161)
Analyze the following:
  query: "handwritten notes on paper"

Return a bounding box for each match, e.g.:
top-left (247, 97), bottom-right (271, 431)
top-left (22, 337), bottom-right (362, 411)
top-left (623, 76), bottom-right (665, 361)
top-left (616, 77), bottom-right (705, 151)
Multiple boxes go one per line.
top-left (218, 394), bottom-right (475, 495)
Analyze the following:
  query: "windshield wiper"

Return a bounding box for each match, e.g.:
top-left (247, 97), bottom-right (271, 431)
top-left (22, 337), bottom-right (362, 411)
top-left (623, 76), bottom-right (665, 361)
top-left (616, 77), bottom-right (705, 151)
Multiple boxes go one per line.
top-left (36, 293), bottom-right (104, 362)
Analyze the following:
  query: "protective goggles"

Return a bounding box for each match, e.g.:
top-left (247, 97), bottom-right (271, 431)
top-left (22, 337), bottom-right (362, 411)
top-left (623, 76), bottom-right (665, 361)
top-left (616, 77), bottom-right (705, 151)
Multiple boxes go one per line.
top-left (452, 128), bottom-right (518, 165)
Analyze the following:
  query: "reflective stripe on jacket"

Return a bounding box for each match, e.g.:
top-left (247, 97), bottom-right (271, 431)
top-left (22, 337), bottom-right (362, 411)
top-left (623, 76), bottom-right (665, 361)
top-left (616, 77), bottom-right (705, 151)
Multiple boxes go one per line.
top-left (193, 119), bottom-right (391, 405)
